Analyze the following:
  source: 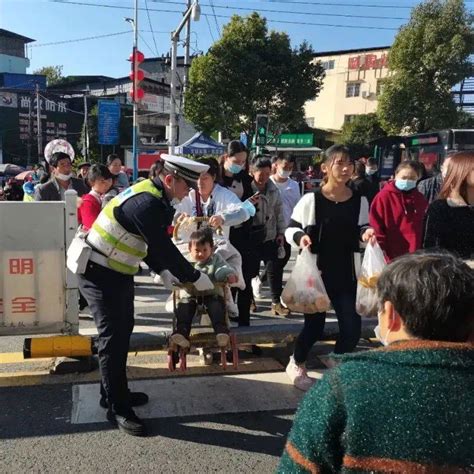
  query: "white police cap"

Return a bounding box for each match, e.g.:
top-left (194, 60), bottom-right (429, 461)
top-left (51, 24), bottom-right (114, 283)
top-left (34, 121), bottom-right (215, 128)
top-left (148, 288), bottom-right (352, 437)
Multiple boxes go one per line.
top-left (161, 154), bottom-right (209, 183)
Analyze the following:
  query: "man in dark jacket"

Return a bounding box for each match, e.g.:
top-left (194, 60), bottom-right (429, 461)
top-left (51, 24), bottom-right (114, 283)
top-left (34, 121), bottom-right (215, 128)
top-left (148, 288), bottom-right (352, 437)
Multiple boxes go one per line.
top-left (417, 155), bottom-right (452, 204)
top-left (280, 252), bottom-right (474, 473)
top-left (35, 152), bottom-right (88, 201)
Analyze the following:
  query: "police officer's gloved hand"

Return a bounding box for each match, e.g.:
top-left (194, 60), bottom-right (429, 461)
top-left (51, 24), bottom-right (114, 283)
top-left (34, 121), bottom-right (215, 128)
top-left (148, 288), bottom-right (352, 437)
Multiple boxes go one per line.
top-left (193, 272), bottom-right (214, 291)
top-left (159, 270), bottom-right (180, 290)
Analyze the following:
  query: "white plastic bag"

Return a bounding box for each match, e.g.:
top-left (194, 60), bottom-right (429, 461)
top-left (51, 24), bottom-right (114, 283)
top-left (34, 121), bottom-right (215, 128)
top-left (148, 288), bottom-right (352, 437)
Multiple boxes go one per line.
top-left (356, 240), bottom-right (386, 318)
top-left (281, 248), bottom-right (330, 313)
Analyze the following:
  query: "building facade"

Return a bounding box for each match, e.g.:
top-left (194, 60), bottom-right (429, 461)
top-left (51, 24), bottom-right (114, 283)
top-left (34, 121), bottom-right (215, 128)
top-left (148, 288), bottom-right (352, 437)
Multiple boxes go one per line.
top-left (0, 29), bottom-right (34, 74)
top-left (305, 46), bottom-right (391, 132)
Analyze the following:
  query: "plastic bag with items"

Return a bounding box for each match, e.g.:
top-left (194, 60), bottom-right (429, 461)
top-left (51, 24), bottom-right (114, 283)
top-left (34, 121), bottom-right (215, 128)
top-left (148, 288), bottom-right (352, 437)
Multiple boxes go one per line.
top-left (356, 240), bottom-right (386, 318)
top-left (281, 248), bottom-right (330, 314)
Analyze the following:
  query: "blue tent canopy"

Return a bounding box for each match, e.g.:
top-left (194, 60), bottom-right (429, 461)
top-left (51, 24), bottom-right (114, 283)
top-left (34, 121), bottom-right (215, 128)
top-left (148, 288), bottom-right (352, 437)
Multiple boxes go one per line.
top-left (176, 132), bottom-right (225, 156)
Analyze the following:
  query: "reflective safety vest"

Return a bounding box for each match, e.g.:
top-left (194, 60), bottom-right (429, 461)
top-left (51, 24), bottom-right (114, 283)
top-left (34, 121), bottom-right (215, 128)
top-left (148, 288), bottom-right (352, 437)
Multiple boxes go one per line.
top-left (87, 179), bottom-right (163, 275)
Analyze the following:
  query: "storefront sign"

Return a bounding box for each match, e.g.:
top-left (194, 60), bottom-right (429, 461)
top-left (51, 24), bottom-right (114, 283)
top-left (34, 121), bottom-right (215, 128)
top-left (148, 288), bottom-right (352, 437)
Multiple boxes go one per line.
top-left (348, 53), bottom-right (388, 70)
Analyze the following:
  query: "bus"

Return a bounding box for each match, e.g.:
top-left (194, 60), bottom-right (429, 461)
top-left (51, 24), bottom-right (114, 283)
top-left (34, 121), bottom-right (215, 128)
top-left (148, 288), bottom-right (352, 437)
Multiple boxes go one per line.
top-left (371, 129), bottom-right (474, 178)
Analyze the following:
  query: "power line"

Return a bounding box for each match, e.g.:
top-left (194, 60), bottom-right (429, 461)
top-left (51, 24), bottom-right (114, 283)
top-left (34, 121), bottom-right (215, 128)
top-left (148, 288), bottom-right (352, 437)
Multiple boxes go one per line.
top-left (30, 31), bottom-right (131, 47)
top-left (150, 0), bottom-right (408, 20)
top-left (244, 0), bottom-right (416, 9)
top-left (204, 14), bottom-right (216, 43)
top-left (50, 0), bottom-right (401, 30)
top-left (138, 32), bottom-right (157, 56)
top-left (145, 0), bottom-right (160, 55)
top-left (209, 0), bottom-right (221, 37)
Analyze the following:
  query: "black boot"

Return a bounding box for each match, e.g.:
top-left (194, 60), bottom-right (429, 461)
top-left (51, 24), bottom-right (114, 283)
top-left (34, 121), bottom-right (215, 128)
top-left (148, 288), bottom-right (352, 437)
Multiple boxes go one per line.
top-left (107, 409), bottom-right (147, 437)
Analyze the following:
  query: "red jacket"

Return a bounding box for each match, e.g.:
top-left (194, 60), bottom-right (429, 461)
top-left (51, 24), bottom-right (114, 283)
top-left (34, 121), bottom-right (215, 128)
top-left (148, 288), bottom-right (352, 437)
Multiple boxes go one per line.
top-left (369, 181), bottom-right (428, 261)
top-left (78, 192), bottom-right (102, 230)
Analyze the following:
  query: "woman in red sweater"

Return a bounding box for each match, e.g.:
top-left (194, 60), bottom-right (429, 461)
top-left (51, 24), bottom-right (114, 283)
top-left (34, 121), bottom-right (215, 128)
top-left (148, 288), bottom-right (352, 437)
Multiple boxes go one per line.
top-left (369, 160), bottom-right (428, 261)
top-left (78, 164), bottom-right (113, 230)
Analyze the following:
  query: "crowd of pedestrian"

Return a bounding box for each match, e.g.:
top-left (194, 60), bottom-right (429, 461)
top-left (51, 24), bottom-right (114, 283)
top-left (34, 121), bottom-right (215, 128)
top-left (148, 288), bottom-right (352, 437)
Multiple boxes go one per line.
top-left (2, 141), bottom-right (473, 451)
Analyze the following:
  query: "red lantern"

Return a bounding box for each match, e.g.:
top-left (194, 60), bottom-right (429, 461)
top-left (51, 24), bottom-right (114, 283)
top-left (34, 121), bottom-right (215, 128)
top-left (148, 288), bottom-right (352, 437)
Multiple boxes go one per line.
top-left (129, 49), bottom-right (145, 102)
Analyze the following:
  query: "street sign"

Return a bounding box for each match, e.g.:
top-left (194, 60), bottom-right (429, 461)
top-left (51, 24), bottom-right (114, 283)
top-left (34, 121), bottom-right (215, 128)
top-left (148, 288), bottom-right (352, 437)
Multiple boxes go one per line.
top-left (98, 100), bottom-right (121, 145)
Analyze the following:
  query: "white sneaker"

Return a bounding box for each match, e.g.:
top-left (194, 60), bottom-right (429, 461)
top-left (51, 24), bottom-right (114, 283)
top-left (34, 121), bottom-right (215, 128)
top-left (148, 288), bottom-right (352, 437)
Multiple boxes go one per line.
top-left (251, 276), bottom-right (262, 299)
top-left (170, 333), bottom-right (190, 349)
top-left (153, 274), bottom-right (162, 285)
top-left (286, 356), bottom-right (315, 391)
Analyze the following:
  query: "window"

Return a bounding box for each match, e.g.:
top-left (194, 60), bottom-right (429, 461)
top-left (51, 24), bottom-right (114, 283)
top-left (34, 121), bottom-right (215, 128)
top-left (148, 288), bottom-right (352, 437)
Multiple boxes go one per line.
top-left (344, 115), bottom-right (357, 124)
top-left (376, 79), bottom-right (386, 96)
top-left (346, 82), bottom-right (361, 98)
top-left (321, 60), bottom-right (335, 70)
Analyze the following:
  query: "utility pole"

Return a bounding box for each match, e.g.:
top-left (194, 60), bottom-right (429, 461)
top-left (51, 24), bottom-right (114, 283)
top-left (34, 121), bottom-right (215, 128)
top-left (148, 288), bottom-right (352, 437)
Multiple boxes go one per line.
top-left (36, 84), bottom-right (42, 162)
top-left (182, 0), bottom-right (191, 110)
top-left (82, 86), bottom-right (90, 161)
top-left (132, 0), bottom-right (139, 180)
top-left (169, 1), bottom-right (200, 154)
top-left (27, 93), bottom-right (32, 166)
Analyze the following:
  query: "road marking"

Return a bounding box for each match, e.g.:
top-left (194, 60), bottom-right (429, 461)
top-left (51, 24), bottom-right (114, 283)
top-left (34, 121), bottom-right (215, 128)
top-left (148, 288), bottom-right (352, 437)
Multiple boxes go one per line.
top-left (71, 369), bottom-right (326, 424)
top-left (0, 352), bottom-right (54, 364)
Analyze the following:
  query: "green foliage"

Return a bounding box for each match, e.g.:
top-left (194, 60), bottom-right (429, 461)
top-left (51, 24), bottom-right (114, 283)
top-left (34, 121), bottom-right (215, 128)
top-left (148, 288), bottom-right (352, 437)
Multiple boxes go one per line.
top-left (32, 65), bottom-right (64, 86)
top-left (340, 113), bottom-right (386, 146)
top-left (184, 13), bottom-right (325, 137)
top-left (377, 0), bottom-right (473, 134)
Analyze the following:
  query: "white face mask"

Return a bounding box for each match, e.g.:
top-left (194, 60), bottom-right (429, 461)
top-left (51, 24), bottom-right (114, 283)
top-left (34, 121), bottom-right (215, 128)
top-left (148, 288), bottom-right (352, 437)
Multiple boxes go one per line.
top-left (374, 310), bottom-right (391, 346)
top-left (56, 172), bottom-right (72, 181)
top-left (277, 169), bottom-right (291, 179)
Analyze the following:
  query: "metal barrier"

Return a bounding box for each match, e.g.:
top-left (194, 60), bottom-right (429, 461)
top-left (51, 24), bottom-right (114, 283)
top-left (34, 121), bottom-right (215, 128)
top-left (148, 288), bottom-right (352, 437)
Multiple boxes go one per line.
top-left (0, 190), bottom-right (79, 336)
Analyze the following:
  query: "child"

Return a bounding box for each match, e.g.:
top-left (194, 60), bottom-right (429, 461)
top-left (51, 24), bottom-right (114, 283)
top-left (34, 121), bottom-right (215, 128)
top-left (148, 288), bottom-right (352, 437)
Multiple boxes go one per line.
top-left (369, 160), bottom-right (428, 262)
top-left (170, 227), bottom-right (238, 350)
top-left (78, 164), bottom-right (113, 230)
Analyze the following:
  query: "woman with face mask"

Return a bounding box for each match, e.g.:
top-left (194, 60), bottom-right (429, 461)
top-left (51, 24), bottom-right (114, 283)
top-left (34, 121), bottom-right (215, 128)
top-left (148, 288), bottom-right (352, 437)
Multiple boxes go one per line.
top-left (369, 160), bottom-right (428, 262)
top-left (423, 151), bottom-right (474, 264)
top-left (218, 140), bottom-right (258, 326)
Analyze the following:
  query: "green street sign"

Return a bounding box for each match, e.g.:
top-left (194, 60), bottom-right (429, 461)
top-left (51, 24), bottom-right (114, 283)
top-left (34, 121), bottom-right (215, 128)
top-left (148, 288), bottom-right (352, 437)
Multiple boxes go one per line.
top-left (276, 133), bottom-right (313, 147)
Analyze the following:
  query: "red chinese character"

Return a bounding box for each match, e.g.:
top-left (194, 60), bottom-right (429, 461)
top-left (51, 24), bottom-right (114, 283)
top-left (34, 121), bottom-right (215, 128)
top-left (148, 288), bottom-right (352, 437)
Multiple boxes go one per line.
top-left (365, 54), bottom-right (377, 69)
top-left (380, 54), bottom-right (388, 68)
top-left (9, 258), bottom-right (34, 275)
top-left (348, 56), bottom-right (360, 69)
top-left (11, 297), bottom-right (36, 314)
top-left (0, 298), bottom-right (3, 314)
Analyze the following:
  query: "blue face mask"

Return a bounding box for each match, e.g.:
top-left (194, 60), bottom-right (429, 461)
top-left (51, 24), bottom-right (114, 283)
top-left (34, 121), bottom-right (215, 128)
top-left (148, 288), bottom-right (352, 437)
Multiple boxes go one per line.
top-left (395, 179), bottom-right (417, 192)
top-left (366, 168), bottom-right (377, 176)
top-left (226, 163), bottom-right (243, 174)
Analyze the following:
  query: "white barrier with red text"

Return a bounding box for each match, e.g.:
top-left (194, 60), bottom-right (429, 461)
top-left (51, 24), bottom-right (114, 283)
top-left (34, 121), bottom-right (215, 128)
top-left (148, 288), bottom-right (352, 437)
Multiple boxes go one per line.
top-left (0, 190), bottom-right (79, 335)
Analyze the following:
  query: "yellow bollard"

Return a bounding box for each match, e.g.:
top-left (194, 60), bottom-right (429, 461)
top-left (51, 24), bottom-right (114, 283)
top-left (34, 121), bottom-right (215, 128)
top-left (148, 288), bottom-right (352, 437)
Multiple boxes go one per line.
top-left (23, 335), bottom-right (93, 359)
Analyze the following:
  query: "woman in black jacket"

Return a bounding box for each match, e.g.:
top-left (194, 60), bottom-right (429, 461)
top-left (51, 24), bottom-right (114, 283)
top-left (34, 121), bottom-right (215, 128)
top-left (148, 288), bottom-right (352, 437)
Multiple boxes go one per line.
top-left (285, 144), bottom-right (373, 391)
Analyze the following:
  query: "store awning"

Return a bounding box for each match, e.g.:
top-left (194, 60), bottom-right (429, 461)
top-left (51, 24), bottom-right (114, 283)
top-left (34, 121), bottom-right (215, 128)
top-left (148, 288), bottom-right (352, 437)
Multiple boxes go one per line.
top-left (176, 132), bottom-right (225, 156)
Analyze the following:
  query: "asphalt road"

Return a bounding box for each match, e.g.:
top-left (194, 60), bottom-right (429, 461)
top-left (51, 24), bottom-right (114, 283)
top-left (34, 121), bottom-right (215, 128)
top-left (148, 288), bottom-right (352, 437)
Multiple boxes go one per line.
top-left (0, 256), bottom-right (377, 473)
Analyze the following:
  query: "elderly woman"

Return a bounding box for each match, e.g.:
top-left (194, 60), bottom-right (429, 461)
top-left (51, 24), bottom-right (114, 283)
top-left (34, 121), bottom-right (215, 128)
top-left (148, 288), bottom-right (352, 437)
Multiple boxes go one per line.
top-left (279, 251), bottom-right (474, 473)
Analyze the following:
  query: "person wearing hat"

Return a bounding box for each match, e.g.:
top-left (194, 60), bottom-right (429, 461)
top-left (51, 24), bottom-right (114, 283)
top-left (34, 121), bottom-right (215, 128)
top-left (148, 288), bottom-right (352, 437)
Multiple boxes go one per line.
top-left (77, 162), bottom-right (92, 191)
top-left (35, 151), bottom-right (88, 201)
top-left (75, 154), bottom-right (214, 437)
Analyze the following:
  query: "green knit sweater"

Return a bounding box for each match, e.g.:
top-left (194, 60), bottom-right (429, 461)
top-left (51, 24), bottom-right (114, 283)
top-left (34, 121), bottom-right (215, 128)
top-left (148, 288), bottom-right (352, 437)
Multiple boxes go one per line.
top-left (279, 340), bottom-right (474, 473)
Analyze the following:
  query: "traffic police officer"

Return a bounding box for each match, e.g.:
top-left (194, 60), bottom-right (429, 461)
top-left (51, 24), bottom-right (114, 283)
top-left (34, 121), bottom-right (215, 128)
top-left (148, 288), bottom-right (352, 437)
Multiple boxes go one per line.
top-left (77, 154), bottom-right (214, 437)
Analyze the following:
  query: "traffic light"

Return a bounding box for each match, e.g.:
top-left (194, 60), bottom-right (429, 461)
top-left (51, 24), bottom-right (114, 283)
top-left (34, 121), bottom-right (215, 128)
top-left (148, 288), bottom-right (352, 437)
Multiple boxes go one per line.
top-left (255, 114), bottom-right (269, 146)
top-left (129, 49), bottom-right (145, 101)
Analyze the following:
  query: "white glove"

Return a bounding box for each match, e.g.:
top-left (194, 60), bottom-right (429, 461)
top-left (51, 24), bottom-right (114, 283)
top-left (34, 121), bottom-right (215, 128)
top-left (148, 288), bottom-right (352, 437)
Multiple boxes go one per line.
top-left (193, 272), bottom-right (214, 291)
top-left (159, 270), bottom-right (180, 290)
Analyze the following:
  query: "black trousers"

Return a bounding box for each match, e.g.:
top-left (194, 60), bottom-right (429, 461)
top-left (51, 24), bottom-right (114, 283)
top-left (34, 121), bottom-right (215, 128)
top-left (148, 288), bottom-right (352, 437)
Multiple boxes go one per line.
top-left (78, 262), bottom-right (135, 414)
top-left (265, 241), bottom-right (291, 304)
top-left (293, 274), bottom-right (361, 363)
top-left (175, 295), bottom-right (228, 337)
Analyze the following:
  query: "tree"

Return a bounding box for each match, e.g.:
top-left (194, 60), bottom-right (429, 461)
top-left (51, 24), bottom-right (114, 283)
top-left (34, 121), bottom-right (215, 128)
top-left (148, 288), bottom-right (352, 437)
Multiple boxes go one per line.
top-left (33, 65), bottom-right (65, 86)
top-left (377, 0), bottom-right (473, 134)
top-left (184, 13), bottom-right (325, 138)
top-left (340, 114), bottom-right (386, 147)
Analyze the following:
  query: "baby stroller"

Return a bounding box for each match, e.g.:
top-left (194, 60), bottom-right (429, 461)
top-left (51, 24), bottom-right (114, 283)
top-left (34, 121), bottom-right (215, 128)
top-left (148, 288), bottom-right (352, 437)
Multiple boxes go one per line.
top-left (167, 216), bottom-right (242, 372)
